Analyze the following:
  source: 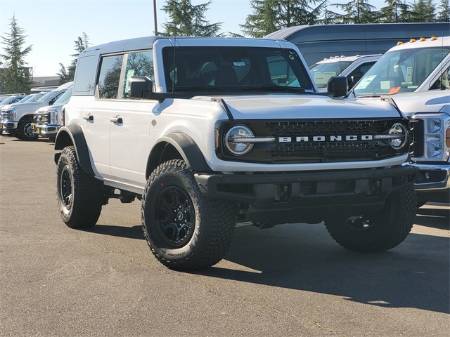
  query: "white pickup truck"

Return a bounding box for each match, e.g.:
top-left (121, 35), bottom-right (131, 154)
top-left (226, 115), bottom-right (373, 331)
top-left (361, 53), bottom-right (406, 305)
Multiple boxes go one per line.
top-left (352, 36), bottom-right (450, 204)
top-left (54, 37), bottom-right (418, 271)
top-left (0, 82), bottom-right (72, 140)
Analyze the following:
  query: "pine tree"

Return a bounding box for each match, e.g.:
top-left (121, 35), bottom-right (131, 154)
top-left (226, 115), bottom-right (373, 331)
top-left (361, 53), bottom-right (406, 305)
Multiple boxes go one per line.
top-left (437, 0), bottom-right (449, 21)
top-left (58, 33), bottom-right (89, 83)
top-left (0, 16), bottom-right (32, 93)
top-left (379, 0), bottom-right (410, 22)
top-left (410, 0), bottom-right (435, 22)
top-left (162, 0), bottom-right (222, 37)
top-left (333, 0), bottom-right (377, 23)
top-left (242, 0), bottom-right (325, 38)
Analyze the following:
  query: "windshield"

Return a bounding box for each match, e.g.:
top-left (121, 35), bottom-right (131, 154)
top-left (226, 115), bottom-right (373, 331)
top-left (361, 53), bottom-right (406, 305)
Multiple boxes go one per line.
top-left (25, 93), bottom-right (45, 103)
top-left (37, 90), bottom-right (59, 103)
top-left (163, 47), bottom-right (314, 93)
top-left (54, 87), bottom-right (72, 105)
top-left (354, 47), bottom-right (450, 96)
top-left (310, 61), bottom-right (353, 88)
top-left (1, 95), bottom-right (24, 105)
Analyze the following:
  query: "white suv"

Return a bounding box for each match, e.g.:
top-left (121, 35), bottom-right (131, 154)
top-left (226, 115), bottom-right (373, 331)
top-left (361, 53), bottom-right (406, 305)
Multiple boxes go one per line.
top-left (55, 37), bottom-right (417, 270)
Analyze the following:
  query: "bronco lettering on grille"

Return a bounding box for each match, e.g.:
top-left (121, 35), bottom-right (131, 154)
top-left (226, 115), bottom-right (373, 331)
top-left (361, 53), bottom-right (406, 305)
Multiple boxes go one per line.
top-left (279, 135), bottom-right (375, 143)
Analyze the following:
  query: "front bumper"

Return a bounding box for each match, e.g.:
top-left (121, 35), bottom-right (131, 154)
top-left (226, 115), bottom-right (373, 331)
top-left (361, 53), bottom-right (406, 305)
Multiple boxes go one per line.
top-left (413, 163), bottom-right (450, 203)
top-left (195, 166), bottom-right (416, 207)
top-left (0, 120), bottom-right (18, 133)
top-left (31, 123), bottom-right (60, 136)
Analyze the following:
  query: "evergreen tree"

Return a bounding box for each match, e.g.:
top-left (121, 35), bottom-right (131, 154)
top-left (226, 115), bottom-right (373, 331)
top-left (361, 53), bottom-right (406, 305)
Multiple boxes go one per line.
top-left (437, 0), bottom-right (449, 21)
top-left (379, 0), bottom-right (410, 22)
top-left (58, 33), bottom-right (89, 83)
top-left (162, 0), bottom-right (222, 37)
top-left (333, 0), bottom-right (377, 23)
top-left (242, 0), bottom-right (325, 38)
top-left (410, 0), bottom-right (435, 22)
top-left (0, 16), bottom-right (32, 93)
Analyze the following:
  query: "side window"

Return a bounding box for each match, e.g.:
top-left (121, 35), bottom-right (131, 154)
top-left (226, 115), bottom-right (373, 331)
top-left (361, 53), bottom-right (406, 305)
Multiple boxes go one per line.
top-left (348, 62), bottom-right (376, 88)
top-left (122, 50), bottom-right (153, 98)
top-left (73, 55), bottom-right (98, 96)
top-left (97, 54), bottom-right (124, 99)
top-left (430, 66), bottom-right (450, 90)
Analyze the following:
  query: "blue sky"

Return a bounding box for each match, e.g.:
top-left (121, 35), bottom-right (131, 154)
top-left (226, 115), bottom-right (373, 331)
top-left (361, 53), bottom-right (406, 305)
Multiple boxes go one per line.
top-left (0, 0), bottom-right (421, 76)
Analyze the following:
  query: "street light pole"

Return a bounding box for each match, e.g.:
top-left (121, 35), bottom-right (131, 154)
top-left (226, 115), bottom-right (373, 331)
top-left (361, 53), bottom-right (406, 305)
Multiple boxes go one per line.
top-left (153, 0), bottom-right (158, 36)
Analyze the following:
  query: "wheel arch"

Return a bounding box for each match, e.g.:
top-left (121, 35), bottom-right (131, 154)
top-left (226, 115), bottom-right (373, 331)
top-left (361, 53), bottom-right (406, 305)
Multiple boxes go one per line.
top-left (146, 132), bottom-right (211, 179)
top-left (54, 125), bottom-right (95, 177)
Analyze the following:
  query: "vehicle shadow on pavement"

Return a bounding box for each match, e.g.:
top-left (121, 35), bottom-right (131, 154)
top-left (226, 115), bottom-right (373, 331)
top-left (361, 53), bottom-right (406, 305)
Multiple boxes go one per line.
top-left (89, 216), bottom-right (449, 314)
top-left (200, 221), bottom-right (449, 315)
top-left (416, 208), bottom-right (449, 230)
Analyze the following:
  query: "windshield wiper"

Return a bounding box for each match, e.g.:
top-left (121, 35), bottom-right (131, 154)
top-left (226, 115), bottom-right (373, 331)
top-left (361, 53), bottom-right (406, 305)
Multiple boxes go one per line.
top-left (239, 86), bottom-right (306, 94)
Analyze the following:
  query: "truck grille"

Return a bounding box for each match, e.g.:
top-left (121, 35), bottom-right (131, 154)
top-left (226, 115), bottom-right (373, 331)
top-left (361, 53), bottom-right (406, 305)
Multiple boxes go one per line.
top-left (218, 118), bottom-right (413, 163)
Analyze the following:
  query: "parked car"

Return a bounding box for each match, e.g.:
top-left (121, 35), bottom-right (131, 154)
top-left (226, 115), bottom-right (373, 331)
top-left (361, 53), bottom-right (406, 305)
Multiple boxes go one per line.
top-left (0, 82), bottom-right (71, 140)
top-left (32, 83), bottom-right (73, 141)
top-left (54, 36), bottom-right (417, 271)
top-left (0, 94), bottom-right (26, 109)
top-left (349, 36), bottom-right (450, 204)
top-left (310, 55), bottom-right (380, 93)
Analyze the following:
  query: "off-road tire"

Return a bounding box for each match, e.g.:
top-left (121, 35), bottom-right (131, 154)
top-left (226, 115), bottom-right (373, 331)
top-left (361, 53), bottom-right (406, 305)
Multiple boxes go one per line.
top-left (142, 159), bottom-right (237, 271)
top-left (16, 116), bottom-right (38, 141)
top-left (325, 184), bottom-right (416, 253)
top-left (57, 146), bottom-right (103, 229)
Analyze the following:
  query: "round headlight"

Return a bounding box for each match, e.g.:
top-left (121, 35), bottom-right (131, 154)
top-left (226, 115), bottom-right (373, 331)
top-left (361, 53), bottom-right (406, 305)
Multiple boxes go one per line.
top-left (225, 126), bottom-right (254, 155)
top-left (389, 123), bottom-right (408, 150)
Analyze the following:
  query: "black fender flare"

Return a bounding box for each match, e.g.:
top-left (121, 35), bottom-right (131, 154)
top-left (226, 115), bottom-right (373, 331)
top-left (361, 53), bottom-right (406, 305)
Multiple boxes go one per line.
top-left (54, 125), bottom-right (95, 177)
top-left (148, 132), bottom-right (212, 176)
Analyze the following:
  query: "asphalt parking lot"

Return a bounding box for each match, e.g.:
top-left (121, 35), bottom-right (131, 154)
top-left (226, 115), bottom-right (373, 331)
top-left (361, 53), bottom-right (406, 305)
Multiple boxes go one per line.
top-left (0, 134), bottom-right (449, 337)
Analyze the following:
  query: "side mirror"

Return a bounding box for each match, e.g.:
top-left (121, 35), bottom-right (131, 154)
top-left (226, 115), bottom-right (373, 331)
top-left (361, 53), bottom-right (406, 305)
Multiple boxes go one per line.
top-left (129, 77), bottom-right (153, 99)
top-left (328, 76), bottom-right (348, 97)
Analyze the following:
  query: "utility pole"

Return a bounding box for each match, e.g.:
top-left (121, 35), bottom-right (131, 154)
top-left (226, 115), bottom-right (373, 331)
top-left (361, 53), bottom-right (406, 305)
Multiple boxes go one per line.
top-left (153, 0), bottom-right (158, 36)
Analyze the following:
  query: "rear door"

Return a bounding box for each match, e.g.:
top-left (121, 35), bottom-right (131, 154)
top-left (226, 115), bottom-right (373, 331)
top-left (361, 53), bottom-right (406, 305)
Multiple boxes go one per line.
top-left (83, 53), bottom-right (125, 178)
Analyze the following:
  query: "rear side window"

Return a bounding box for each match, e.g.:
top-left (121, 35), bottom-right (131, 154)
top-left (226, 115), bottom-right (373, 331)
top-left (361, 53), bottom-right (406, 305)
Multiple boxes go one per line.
top-left (122, 50), bottom-right (153, 98)
top-left (97, 54), bottom-right (124, 99)
top-left (73, 55), bottom-right (98, 96)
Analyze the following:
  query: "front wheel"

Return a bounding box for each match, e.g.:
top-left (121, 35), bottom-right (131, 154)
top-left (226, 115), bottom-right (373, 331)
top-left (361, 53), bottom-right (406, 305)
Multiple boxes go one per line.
top-left (16, 116), bottom-right (38, 141)
top-left (325, 184), bottom-right (416, 253)
top-left (142, 159), bottom-right (237, 271)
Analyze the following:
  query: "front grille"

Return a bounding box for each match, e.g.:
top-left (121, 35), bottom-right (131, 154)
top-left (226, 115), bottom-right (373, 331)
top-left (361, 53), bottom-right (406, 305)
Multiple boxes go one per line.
top-left (218, 118), bottom-right (412, 164)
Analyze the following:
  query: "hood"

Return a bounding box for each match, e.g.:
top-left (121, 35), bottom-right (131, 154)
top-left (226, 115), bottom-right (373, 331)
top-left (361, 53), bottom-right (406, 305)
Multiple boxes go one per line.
top-left (196, 94), bottom-right (401, 120)
top-left (389, 92), bottom-right (450, 117)
top-left (36, 104), bottom-right (63, 114)
top-left (1, 102), bottom-right (45, 113)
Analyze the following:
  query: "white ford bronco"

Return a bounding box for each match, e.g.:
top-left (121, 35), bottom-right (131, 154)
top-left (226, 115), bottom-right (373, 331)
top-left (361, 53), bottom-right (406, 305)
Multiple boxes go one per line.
top-left (54, 37), bottom-right (417, 271)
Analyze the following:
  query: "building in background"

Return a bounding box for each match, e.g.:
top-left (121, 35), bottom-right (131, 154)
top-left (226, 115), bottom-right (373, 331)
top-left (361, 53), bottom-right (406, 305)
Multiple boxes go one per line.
top-left (267, 23), bottom-right (450, 66)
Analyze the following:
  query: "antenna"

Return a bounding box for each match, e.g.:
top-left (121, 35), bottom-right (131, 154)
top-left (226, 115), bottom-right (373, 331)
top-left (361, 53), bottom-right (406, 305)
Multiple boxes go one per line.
top-left (153, 0), bottom-right (158, 36)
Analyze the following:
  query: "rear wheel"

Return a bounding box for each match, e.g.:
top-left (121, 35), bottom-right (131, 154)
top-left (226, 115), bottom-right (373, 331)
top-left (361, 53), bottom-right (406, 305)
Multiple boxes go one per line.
top-left (57, 146), bottom-right (103, 229)
top-left (325, 184), bottom-right (416, 253)
top-left (16, 116), bottom-right (38, 141)
top-left (142, 159), bottom-right (237, 271)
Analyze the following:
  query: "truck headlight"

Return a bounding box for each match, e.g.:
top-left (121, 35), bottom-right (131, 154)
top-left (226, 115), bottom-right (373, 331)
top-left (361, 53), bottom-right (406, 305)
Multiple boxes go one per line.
top-left (427, 137), bottom-right (443, 158)
top-left (388, 123), bottom-right (408, 150)
top-left (225, 125), bottom-right (254, 155)
top-left (427, 119), bottom-right (442, 133)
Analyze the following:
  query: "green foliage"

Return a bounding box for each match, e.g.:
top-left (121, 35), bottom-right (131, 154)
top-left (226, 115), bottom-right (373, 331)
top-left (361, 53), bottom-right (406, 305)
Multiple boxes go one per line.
top-left (242, 0), bottom-right (326, 37)
top-left (379, 0), bottom-right (410, 22)
top-left (0, 16), bottom-right (32, 93)
top-left (162, 0), bottom-right (222, 37)
top-left (58, 33), bottom-right (89, 84)
top-left (332, 0), bottom-right (377, 23)
top-left (437, 0), bottom-right (449, 21)
top-left (410, 0), bottom-right (435, 22)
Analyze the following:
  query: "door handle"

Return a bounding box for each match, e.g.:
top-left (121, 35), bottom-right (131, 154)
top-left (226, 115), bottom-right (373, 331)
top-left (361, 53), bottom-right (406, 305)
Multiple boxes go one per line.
top-left (83, 114), bottom-right (94, 122)
top-left (110, 116), bottom-right (123, 124)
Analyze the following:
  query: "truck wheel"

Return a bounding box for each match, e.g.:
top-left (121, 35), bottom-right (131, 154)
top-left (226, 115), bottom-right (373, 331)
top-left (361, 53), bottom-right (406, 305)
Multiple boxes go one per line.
top-left (142, 159), bottom-right (237, 271)
top-left (16, 116), bottom-right (38, 141)
top-left (325, 184), bottom-right (416, 253)
top-left (56, 146), bottom-right (103, 229)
